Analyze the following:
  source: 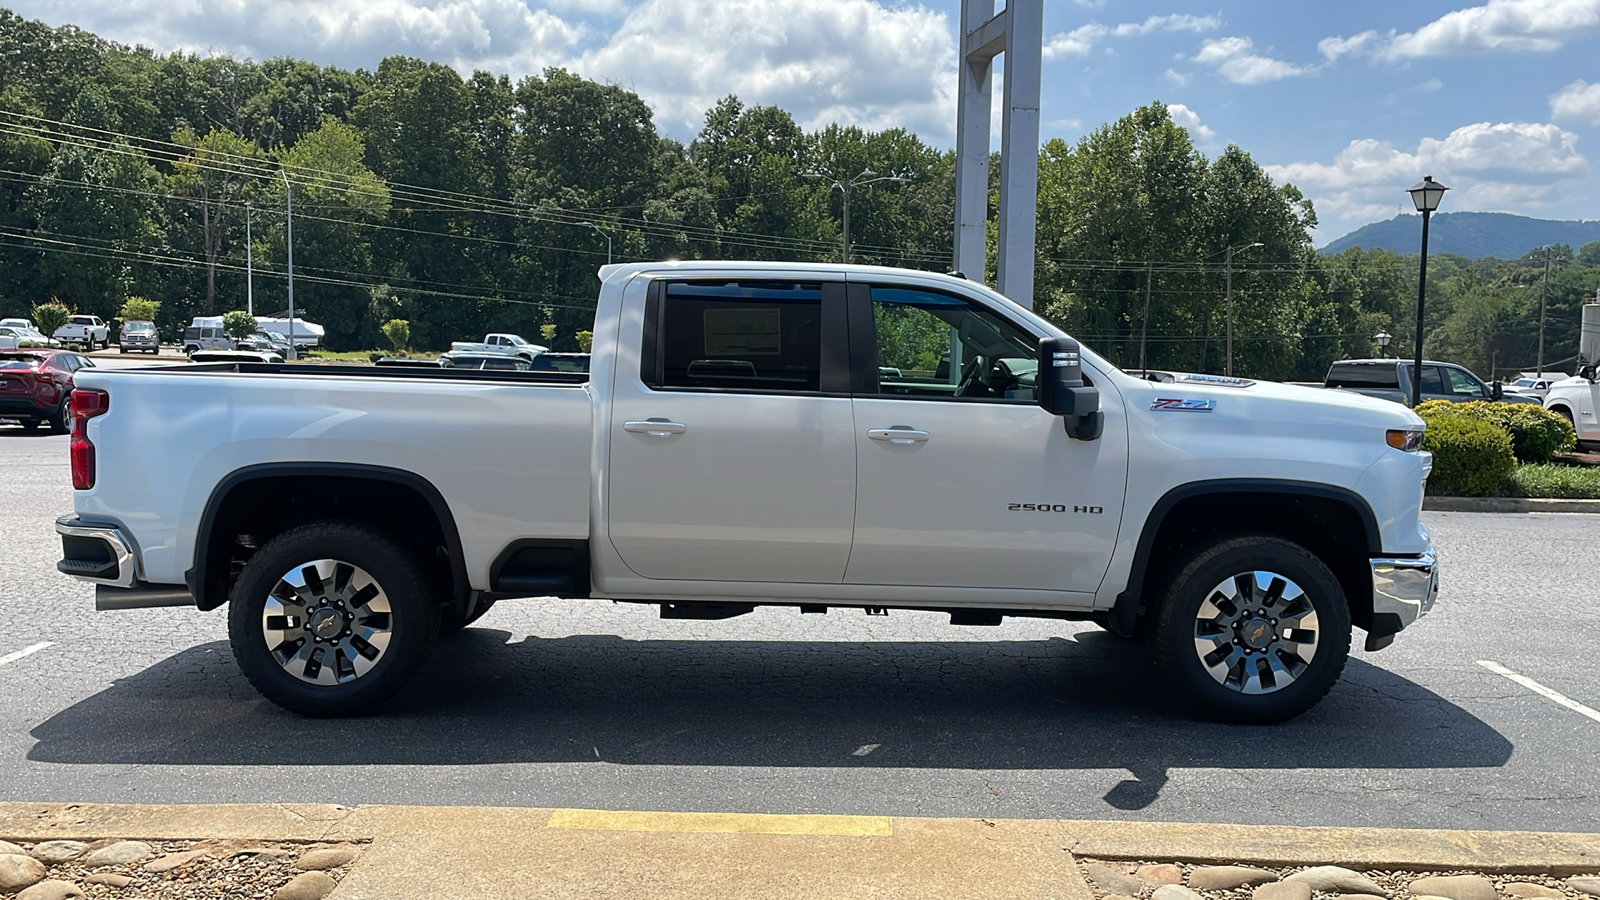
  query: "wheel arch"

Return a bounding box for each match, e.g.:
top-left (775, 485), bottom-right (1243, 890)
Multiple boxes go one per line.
top-left (189, 463), bottom-right (468, 614)
top-left (1109, 479), bottom-right (1380, 638)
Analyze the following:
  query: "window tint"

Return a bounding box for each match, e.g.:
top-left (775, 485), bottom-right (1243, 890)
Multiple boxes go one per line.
top-left (869, 287), bottom-right (1038, 402)
top-left (652, 281), bottom-right (823, 392)
top-left (1326, 363), bottom-right (1399, 389)
top-left (1419, 366), bottom-right (1446, 395)
top-left (1444, 366), bottom-right (1484, 396)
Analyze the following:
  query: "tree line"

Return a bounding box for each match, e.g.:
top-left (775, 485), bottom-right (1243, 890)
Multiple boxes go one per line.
top-left (0, 9), bottom-right (1595, 379)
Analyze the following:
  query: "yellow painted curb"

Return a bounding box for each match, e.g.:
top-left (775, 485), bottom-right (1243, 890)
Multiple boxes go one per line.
top-left (545, 808), bottom-right (893, 837)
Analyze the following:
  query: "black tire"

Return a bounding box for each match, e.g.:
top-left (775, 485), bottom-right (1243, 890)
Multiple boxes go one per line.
top-left (228, 522), bottom-right (440, 717)
top-left (1149, 534), bottom-right (1351, 724)
top-left (48, 397), bottom-right (70, 434)
top-left (438, 597), bottom-right (496, 636)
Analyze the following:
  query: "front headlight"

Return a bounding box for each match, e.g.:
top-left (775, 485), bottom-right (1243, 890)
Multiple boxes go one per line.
top-left (1386, 427), bottom-right (1426, 451)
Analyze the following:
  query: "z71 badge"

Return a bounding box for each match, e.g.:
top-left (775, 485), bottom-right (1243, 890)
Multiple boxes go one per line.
top-left (1150, 398), bottom-right (1217, 412)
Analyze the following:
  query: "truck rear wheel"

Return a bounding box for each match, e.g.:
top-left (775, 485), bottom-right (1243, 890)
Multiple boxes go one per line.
top-left (1150, 534), bottom-right (1351, 724)
top-left (227, 522), bottom-right (440, 717)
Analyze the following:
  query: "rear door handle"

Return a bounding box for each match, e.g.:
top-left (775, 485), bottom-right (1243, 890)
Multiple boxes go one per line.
top-left (624, 418), bottom-right (688, 436)
top-left (868, 426), bottom-right (929, 445)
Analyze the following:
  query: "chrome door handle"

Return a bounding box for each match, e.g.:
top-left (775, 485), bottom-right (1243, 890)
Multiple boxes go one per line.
top-left (868, 426), bottom-right (929, 445)
top-left (624, 418), bottom-right (688, 436)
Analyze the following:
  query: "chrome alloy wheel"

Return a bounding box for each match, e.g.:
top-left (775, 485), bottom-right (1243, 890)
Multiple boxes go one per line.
top-left (1192, 570), bottom-right (1320, 695)
top-left (260, 559), bottom-right (394, 686)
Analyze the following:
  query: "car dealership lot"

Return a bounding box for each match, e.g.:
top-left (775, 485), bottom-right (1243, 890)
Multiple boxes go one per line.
top-left (2, 426), bottom-right (1597, 831)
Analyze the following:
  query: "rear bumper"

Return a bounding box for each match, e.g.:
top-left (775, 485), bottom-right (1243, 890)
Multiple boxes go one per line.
top-left (0, 396), bottom-right (48, 417)
top-left (56, 515), bottom-right (139, 587)
top-left (1365, 524), bottom-right (1439, 651)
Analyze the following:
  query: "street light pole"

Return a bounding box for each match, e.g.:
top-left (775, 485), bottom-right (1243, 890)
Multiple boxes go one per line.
top-left (1538, 247), bottom-right (1554, 377)
top-left (807, 169), bottom-right (909, 264)
top-left (578, 221), bottom-right (612, 265)
top-left (1406, 175), bottom-right (1449, 406)
top-left (1375, 330), bottom-right (1392, 358)
top-left (279, 169), bottom-right (296, 361)
top-left (245, 201), bottom-right (253, 317)
top-left (1224, 241), bottom-right (1262, 376)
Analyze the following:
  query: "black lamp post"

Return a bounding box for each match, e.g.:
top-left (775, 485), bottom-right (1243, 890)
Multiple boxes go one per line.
top-left (1374, 330), bottom-right (1392, 358)
top-left (1406, 175), bottom-right (1448, 405)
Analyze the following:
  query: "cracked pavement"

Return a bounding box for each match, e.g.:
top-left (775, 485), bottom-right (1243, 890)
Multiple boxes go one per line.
top-left (3, 422), bottom-right (1597, 831)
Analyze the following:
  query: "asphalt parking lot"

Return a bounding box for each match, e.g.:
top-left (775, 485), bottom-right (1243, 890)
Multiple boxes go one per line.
top-left (1, 422), bottom-right (1597, 831)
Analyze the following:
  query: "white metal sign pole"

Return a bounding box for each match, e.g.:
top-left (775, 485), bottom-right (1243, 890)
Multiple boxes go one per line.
top-left (953, 0), bottom-right (994, 286)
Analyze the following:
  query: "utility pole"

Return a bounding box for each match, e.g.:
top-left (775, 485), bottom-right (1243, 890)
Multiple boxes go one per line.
top-left (1538, 247), bottom-right (1552, 377)
top-left (1138, 264), bottom-right (1152, 373)
top-left (1224, 242), bottom-right (1262, 376)
top-left (279, 169), bottom-right (296, 361)
top-left (806, 170), bottom-right (908, 264)
top-left (245, 201), bottom-right (253, 317)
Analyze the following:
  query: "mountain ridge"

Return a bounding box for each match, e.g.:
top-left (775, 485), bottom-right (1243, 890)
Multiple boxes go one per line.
top-left (1321, 211), bottom-right (1600, 259)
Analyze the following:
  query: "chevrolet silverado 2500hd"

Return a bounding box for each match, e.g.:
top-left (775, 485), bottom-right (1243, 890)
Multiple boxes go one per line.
top-left (56, 262), bottom-right (1438, 722)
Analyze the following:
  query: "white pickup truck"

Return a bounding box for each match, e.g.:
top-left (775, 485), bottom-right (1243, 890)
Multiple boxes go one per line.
top-left (1544, 366), bottom-right (1599, 445)
top-left (448, 332), bottom-right (548, 361)
top-left (53, 315), bottom-right (110, 350)
top-left (56, 262), bottom-right (1438, 723)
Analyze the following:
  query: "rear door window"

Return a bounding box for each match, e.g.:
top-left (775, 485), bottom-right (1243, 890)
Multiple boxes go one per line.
top-left (1419, 366), bottom-right (1446, 395)
top-left (1326, 363), bottom-right (1398, 389)
top-left (647, 281), bottom-right (828, 393)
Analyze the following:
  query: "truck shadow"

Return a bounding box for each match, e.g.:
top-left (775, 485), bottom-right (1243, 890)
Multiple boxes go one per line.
top-left (28, 629), bottom-right (1510, 809)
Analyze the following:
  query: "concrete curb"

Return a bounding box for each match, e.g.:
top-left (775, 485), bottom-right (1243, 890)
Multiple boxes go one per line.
top-left (3, 804), bottom-right (1598, 893)
top-left (1424, 495), bottom-right (1600, 513)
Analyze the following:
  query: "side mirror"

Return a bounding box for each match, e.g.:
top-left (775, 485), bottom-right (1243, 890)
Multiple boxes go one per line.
top-left (1583, 365), bottom-right (1598, 382)
top-left (1038, 336), bottom-right (1103, 441)
top-left (1491, 380), bottom-right (1503, 401)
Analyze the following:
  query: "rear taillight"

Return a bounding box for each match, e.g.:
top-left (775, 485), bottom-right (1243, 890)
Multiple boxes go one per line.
top-left (70, 388), bottom-right (109, 490)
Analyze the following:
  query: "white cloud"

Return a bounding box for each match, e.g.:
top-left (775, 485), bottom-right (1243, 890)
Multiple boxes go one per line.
top-left (1551, 80), bottom-right (1600, 125)
top-left (1321, 0), bottom-right (1600, 64)
top-left (1166, 103), bottom-right (1215, 144)
top-left (576, 0), bottom-right (955, 140)
top-left (1266, 120), bottom-right (1589, 236)
top-left (1044, 13), bottom-right (1219, 61)
top-left (1163, 68), bottom-right (1191, 87)
top-left (23, 0), bottom-right (583, 79)
top-left (1194, 36), bottom-right (1315, 84)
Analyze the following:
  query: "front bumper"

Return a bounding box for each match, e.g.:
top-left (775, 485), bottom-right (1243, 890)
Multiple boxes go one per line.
top-left (1366, 526), bottom-right (1439, 651)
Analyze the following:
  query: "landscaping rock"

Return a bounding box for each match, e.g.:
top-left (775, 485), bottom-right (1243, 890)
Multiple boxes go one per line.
top-left (1503, 884), bottom-right (1564, 900)
top-left (1085, 863), bottom-right (1144, 897)
top-left (84, 874), bottom-right (133, 888)
top-left (295, 847), bottom-right (358, 871)
top-left (80, 841), bottom-right (153, 868)
top-left (1254, 882), bottom-right (1311, 900)
top-left (1569, 877), bottom-right (1600, 898)
top-left (0, 845), bottom-right (24, 859)
top-left (143, 849), bottom-right (210, 873)
top-left (16, 881), bottom-right (84, 900)
top-left (1285, 866), bottom-right (1388, 896)
top-left (1408, 874), bottom-right (1496, 900)
top-left (1191, 867), bottom-right (1278, 890)
top-left (1331, 894), bottom-right (1388, 900)
top-left (0, 854), bottom-right (48, 893)
top-left (27, 843), bottom-right (88, 866)
top-left (273, 871), bottom-right (337, 900)
top-left (1138, 865), bottom-right (1184, 887)
top-left (1154, 885), bottom-right (1206, 900)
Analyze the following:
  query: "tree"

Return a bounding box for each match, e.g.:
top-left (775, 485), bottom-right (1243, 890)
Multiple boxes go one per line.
top-left (119, 296), bottom-right (159, 321)
top-left (169, 127), bottom-right (263, 314)
top-left (32, 300), bottom-right (70, 341)
top-left (381, 318), bottom-right (410, 353)
top-left (539, 324), bottom-right (556, 345)
top-left (222, 309), bottom-right (257, 341)
top-left (575, 330), bottom-right (592, 353)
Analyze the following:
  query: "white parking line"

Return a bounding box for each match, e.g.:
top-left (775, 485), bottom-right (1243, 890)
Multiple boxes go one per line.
top-left (0, 641), bottom-right (53, 667)
top-left (1478, 659), bottom-right (1600, 725)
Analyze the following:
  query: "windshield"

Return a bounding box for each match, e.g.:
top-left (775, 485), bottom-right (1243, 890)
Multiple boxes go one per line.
top-left (124, 322), bottom-right (155, 333)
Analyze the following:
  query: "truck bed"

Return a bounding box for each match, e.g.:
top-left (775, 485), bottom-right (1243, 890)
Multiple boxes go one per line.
top-left (154, 362), bottom-right (589, 385)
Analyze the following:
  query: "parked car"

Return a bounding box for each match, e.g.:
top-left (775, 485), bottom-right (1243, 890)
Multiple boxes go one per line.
top-left (0, 348), bottom-right (94, 432)
top-left (253, 316), bottom-right (323, 349)
top-left (3, 325), bottom-right (53, 348)
top-left (57, 261), bottom-right (1437, 725)
top-left (118, 320), bottom-right (160, 354)
top-left (0, 317), bottom-right (36, 331)
top-left (1504, 375), bottom-right (1562, 400)
top-left (439, 351), bottom-right (532, 371)
top-left (1324, 359), bottom-right (1539, 406)
top-left (0, 326), bottom-right (24, 350)
top-left (1543, 367), bottom-right (1598, 447)
top-left (235, 330), bottom-right (292, 354)
top-left (54, 315), bottom-right (110, 350)
top-left (182, 325), bottom-right (235, 355)
top-left (448, 333), bottom-right (547, 361)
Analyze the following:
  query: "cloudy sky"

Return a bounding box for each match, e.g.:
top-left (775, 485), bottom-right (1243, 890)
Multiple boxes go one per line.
top-left (9, 0), bottom-right (1600, 242)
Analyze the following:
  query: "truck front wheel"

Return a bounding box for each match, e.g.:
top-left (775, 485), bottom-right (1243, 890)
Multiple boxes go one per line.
top-left (227, 522), bottom-right (440, 717)
top-left (1150, 535), bottom-right (1351, 724)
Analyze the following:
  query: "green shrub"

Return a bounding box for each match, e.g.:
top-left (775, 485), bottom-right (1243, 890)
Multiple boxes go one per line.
top-left (1417, 408), bottom-right (1516, 496)
top-left (381, 318), bottom-right (410, 353)
top-left (1418, 399), bottom-right (1575, 463)
top-left (222, 310), bottom-right (258, 341)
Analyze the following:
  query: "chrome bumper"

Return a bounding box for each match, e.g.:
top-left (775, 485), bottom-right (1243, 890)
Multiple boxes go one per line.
top-left (56, 515), bottom-right (139, 588)
top-left (1367, 534), bottom-right (1439, 651)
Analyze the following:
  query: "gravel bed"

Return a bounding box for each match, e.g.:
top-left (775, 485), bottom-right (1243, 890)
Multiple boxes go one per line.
top-left (1077, 859), bottom-right (1600, 900)
top-left (0, 838), bottom-right (362, 900)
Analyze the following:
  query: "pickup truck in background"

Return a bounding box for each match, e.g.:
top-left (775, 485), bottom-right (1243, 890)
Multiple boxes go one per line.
top-left (1325, 358), bottom-right (1540, 406)
top-left (53, 315), bottom-right (110, 350)
top-left (56, 262), bottom-right (1439, 724)
top-left (448, 333), bottom-right (548, 361)
top-left (1544, 366), bottom-right (1599, 446)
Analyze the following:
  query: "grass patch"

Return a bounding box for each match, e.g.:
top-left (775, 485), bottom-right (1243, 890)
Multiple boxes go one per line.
top-left (1491, 463), bottom-right (1600, 499)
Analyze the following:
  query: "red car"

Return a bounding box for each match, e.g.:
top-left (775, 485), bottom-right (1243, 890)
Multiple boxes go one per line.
top-left (0, 348), bottom-right (95, 433)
